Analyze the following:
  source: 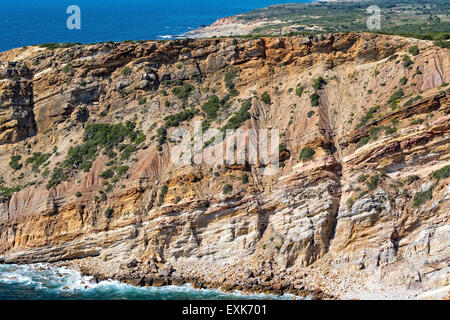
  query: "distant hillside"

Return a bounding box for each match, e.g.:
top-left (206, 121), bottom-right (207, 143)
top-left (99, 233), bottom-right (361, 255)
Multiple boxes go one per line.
top-left (187, 0), bottom-right (450, 40)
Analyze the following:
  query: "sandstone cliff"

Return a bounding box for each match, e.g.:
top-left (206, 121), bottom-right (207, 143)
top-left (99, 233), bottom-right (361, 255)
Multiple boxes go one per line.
top-left (0, 33), bottom-right (448, 299)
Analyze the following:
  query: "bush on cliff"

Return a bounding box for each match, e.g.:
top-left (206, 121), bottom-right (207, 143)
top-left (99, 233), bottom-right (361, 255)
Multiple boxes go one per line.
top-left (222, 98), bottom-right (252, 131)
top-left (299, 147), bottom-right (315, 162)
top-left (26, 152), bottom-right (51, 172)
top-left (261, 91), bottom-right (271, 105)
top-left (201, 95), bottom-right (221, 119)
top-left (158, 184), bottom-right (169, 206)
top-left (105, 207), bottom-right (114, 219)
top-left (172, 83), bottom-right (194, 101)
top-left (9, 155), bottom-right (23, 171)
top-left (312, 77), bottom-right (326, 91)
top-left (310, 93), bottom-right (320, 107)
top-left (413, 187), bottom-right (433, 207)
top-left (164, 108), bottom-right (197, 127)
top-left (46, 121), bottom-right (144, 189)
top-left (223, 184), bottom-right (233, 194)
top-left (388, 89), bottom-right (404, 109)
top-left (295, 84), bottom-right (304, 97)
top-left (99, 169), bottom-right (114, 179)
top-left (432, 165), bottom-right (450, 182)
top-left (408, 45), bottom-right (419, 56)
top-left (402, 55), bottom-right (413, 68)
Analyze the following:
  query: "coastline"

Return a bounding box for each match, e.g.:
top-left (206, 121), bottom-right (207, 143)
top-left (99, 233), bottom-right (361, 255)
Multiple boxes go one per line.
top-left (0, 263), bottom-right (296, 300)
top-left (54, 255), bottom-right (423, 300)
top-left (182, 0), bottom-right (321, 39)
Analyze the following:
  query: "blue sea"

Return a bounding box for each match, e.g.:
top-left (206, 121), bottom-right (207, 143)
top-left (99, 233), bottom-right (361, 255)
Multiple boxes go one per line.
top-left (0, 0), bottom-right (312, 52)
top-left (0, 263), bottom-right (295, 300)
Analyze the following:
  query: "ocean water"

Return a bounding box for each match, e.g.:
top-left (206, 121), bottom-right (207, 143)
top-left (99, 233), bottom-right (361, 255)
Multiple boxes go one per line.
top-left (0, 0), bottom-right (312, 52)
top-left (0, 263), bottom-right (295, 300)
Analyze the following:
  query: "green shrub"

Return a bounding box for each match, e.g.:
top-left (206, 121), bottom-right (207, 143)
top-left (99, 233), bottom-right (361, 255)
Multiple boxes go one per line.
top-left (413, 187), bottom-right (433, 207)
top-left (403, 95), bottom-right (422, 107)
top-left (408, 45), bottom-right (419, 56)
top-left (26, 152), bottom-right (51, 172)
top-left (312, 77), bottom-right (326, 91)
top-left (172, 83), bottom-right (194, 101)
top-left (201, 95), bottom-right (222, 119)
top-left (158, 184), bottom-right (169, 205)
top-left (295, 84), bottom-right (304, 97)
top-left (223, 184), bottom-right (233, 194)
top-left (99, 191), bottom-right (107, 202)
top-left (402, 55), bottom-right (413, 68)
top-left (63, 63), bottom-right (71, 74)
top-left (261, 91), bottom-right (271, 105)
top-left (366, 175), bottom-right (380, 191)
top-left (138, 97), bottom-right (147, 105)
top-left (369, 126), bottom-right (383, 140)
top-left (410, 118), bottom-right (424, 125)
top-left (224, 69), bottom-right (238, 91)
top-left (47, 121), bottom-right (143, 189)
top-left (357, 175), bottom-right (367, 183)
top-left (38, 43), bottom-right (78, 50)
top-left (399, 77), bottom-right (408, 85)
top-left (356, 136), bottom-right (370, 149)
top-left (99, 169), bottom-right (115, 179)
top-left (120, 144), bottom-right (137, 161)
top-left (9, 155), bottom-right (22, 170)
top-left (156, 127), bottom-right (167, 145)
top-left (310, 93), bottom-right (320, 106)
top-left (222, 99), bottom-right (252, 131)
top-left (432, 165), bottom-right (450, 182)
top-left (164, 108), bottom-right (197, 127)
top-left (307, 110), bottom-right (315, 118)
top-left (0, 184), bottom-right (22, 202)
top-left (355, 106), bottom-right (380, 129)
top-left (384, 126), bottom-right (397, 135)
top-left (347, 198), bottom-right (355, 210)
top-left (241, 173), bottom-right (249, 184)
top-left (46, 167), bottom-right (67, 189)
top-left (121, 67), bottom-right (131, 76)
top-left (299, 147), bottom-right (315, 161)
top-left (388, 89), bottom-right (404, 109)
top-left (105, 207), bottom-right (114, 218)
top-left (75, 191), bottom-right (82, 197)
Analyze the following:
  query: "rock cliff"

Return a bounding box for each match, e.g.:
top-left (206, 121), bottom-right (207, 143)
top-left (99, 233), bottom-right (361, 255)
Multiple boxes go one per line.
top-left (0, 33), bottom-right (448, 299)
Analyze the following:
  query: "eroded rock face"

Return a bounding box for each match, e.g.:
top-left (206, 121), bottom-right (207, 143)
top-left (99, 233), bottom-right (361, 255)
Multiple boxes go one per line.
top-left (0, 63), bottom-right (36, 144)
top-left (0, 33), bottom-right (448, 299)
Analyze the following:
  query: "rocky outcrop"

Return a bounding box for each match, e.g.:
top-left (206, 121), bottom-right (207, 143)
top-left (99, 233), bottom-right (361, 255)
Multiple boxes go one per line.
top-left (0, 33), bottom-right (448, 299)
top-left (0, 62), bottom-right (36, 144)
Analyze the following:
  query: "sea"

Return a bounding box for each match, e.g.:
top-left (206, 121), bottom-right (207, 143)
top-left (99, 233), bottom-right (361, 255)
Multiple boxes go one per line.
top-left (0, 0), bottom-right (312, 52)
